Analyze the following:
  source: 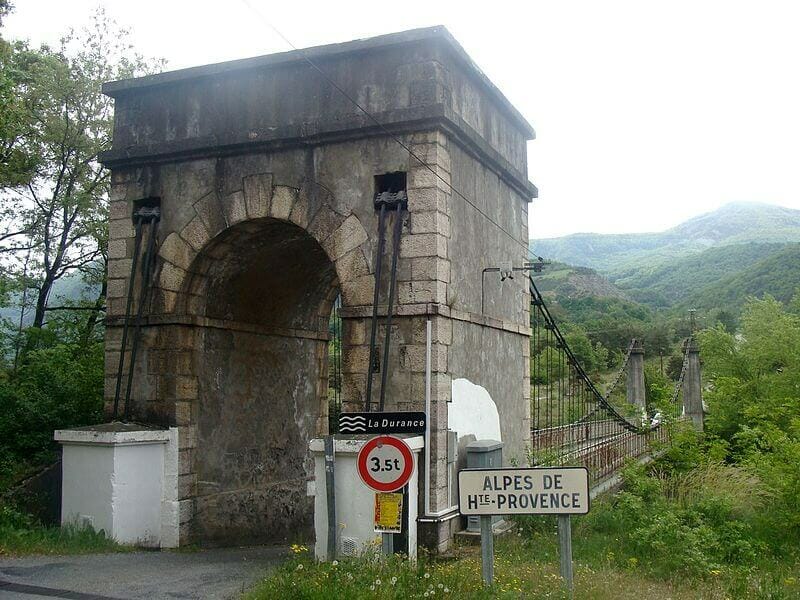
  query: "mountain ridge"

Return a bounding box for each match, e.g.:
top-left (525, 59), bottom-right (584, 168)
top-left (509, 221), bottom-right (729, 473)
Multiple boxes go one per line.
top-left (531, 202), bottom-right (800, 273)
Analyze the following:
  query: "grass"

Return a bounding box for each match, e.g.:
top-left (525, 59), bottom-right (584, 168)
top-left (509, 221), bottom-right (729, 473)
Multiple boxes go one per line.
top-left (247, 457), bottom-right (800, 599)
top-left (0, 505), bottom-right (132, 556)
top-left (246, 534), bottom-right (800, 599)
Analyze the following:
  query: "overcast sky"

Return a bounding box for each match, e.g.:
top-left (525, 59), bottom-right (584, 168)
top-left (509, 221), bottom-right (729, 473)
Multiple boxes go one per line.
top-left (5, 0), bottom-right (800, 238)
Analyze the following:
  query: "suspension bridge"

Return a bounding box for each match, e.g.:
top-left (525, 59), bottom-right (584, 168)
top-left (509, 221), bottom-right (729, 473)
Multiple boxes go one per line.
top-left (529, 276), bottom-right (699, 489)
top-left (326, 276), bottom-right (700, 492)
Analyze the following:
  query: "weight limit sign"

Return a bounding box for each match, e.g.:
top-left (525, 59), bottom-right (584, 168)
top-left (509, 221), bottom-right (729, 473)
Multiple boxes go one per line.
top-left (356, 435), bottom-right (414, 492)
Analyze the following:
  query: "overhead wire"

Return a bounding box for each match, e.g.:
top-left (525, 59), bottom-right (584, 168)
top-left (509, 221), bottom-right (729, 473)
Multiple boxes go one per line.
top-left (237, 0), bottom-right (532, 255)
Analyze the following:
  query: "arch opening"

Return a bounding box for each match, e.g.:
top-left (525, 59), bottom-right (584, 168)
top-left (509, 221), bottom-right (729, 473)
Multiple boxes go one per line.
top-left (186, 218), bottom-right (339, 546)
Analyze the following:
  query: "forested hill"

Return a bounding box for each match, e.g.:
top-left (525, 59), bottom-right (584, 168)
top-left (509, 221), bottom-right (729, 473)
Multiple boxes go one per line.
top-left (611, 242), bottom-right (793, 308)
top-left (531, 202), bottom-right (800, 273)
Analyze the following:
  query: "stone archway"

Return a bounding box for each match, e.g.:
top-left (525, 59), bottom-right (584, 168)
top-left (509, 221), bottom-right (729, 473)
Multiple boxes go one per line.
top-left (152, 177), bottom-right (371, 545)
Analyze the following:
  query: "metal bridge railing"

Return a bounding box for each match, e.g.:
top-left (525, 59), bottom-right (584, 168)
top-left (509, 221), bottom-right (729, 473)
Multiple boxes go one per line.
top-left (530, 276), bottom-right (688, 485)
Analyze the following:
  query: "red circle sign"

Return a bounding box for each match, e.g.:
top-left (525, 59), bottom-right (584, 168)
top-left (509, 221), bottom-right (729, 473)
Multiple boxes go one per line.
top-left (357, 436), bottom-right (414, 492)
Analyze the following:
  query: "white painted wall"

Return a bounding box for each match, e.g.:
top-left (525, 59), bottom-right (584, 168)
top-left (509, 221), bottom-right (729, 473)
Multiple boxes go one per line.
top-left (56, 427), bottom-right (179, 548)
top-left (448, 378), bottom-right (502, 443)
top-left (310, 436), bottom-right (423, 562)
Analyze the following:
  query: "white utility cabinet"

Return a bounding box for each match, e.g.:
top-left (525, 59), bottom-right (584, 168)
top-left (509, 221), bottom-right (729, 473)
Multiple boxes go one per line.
top-left (55, 424), bottom-right (179, 548)
top-left (310, 435), bottom-right (423, 561)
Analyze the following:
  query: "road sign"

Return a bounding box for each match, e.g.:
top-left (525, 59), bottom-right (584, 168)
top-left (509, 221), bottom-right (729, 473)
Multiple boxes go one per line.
top-left (357, 435), bottom-right (414, 492)
top-left (339, 411), bottom-right (426, 434)
top-left (374, 492), bottom-right (403, 533)
top-left (458, 467), bottom-right (590, 516)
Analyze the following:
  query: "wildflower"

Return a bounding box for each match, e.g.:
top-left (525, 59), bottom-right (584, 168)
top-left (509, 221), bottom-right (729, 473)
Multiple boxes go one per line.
top-left (370, 584), bottom-right (375, 591)
top-left (424, 572), bottom-right (431, 579)
top-left (375, 579), bottom-right (381, 586)
top-left (331, 560), bottom-right (338, 566)
top-left (424, 594), bottom-right (429, 598)
top-left (444, 588), bottom-right (450, 593)
top-left (347, 573), bottom-right (354, 580)
top-left (391, 576), bottom-right (398, 585)
top-left (438, 583), bottom-right (443, 589)
top-left (295, 564), bottom-right (304, 571)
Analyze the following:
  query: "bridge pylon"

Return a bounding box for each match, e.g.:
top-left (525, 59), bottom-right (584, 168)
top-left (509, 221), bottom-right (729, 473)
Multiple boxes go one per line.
top-left (682, 338), bottom-right (704, 430)
top-left (625, 339), bottom-right (646, 411)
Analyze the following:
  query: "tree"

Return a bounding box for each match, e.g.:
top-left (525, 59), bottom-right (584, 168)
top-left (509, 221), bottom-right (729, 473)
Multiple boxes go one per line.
top-left (0, 9), bottom-right (161, 330)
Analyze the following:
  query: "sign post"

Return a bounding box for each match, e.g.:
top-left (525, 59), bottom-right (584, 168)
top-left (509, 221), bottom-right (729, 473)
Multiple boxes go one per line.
top-left (558, 514), bottom-right (574, 595)
top-left (357, 436), bottom-right (415, 557)
top-left (458, 466), bottom-right (589, 589)
top-left (480, 515), bottom-right (494, 586)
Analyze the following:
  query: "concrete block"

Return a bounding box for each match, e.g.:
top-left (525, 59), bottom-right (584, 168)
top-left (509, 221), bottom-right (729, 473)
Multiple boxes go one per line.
top-left (336, 248), bottom-right (371, 281)
top-left (408, 165), bottom-right (450, 191)
top-left (411, 257), bottom-right (450, 283)
top-left (243, 173), bottom-right (272, 219)
top-left (322, 215), bottom-right (368, 261)
top-left (181, 216), bottom-right (211, 252)
top-left (342, 345), bottom-right (370, 374)
top-left (159, 233), bottom-right (195, 271)
top-left (289, 194), bottom-right (310, 228)
top-left (107, 258), bottom-right (133, 280)
top-left (398, 280), bottom-right (447, 304)
top-left (407, 187), bottom-right (449, 213)
top-left (109, 218), bottom-right (134, 241)
top-left (193, 193), bottom-right (226, 237)
top-left (412, 317), bottom-right (452, 345)
top-left (308, 207), bottom-right (345, 245)
top-left (342, 319), bottom-right (366, 346)
top-left (271, 185), bottom-right (296, 220)
top-left (400, 343), bottom-right (447, 373)
top-left (109, 200), bottom-right (130, 221)
top-left (158, 262), bottom-right (187, 293)
top-left (400, 233), bottom-right (447, 259)
top-left (223, 190), bottom-right (248, 226)
top-left (174, 401), bottom-right (193, 426)
top-left (107, 278), bottom-right (126, 300)
top-left (409, 211), bottom-right (450, 237)
top-left (341, 274), bottom-right (375, 306)
top-left (107, 239), bottom-right (128, 260)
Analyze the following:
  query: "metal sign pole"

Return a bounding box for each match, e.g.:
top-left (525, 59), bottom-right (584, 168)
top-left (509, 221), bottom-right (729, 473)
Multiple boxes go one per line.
top-left (480, 515), bottom-right (494, 587)
top-left (382, 532), bottom-right (394, 556)
top-left (558, 514), bottom-right (574, 596)
top-left (324, 435), bottom-right (336, 560)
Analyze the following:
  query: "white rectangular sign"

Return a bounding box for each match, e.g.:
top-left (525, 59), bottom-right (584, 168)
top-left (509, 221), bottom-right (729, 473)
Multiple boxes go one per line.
top-left (458, 467), bottom-right (590, 516)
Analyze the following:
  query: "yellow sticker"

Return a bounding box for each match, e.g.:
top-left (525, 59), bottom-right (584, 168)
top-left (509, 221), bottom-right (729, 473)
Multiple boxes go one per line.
top-left (374, 492), bottom-right (403, 533)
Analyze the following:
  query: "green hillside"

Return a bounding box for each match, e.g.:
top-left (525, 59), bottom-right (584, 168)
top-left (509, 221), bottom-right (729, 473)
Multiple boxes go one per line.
top-left (683, 243), bottom-right (800, 313)
top-left (612, 242), bottom-right (788, 308)
top-left (531, 202), bottom-right (800, 273)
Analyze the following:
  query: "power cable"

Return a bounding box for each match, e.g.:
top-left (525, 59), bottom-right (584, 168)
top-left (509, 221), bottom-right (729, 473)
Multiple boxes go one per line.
top-left (237, 0), bottom-right (531, 254)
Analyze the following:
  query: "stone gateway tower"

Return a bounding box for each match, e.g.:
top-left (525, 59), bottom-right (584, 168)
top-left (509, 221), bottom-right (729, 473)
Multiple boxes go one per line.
top-left (101, 27), bottom-right (536, 550)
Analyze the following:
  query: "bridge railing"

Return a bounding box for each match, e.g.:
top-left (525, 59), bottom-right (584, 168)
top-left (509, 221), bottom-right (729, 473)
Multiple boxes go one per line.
top-left (529, 276), bottom-right (688, 485)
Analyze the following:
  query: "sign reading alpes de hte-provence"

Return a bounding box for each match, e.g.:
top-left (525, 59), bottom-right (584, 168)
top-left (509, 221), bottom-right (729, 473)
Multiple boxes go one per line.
top-left (459, 467), bottom-right (590, 516)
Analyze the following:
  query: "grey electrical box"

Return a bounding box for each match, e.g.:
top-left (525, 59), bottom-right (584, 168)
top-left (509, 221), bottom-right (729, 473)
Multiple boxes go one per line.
top-left (465, 439), bottom-right (504, 532)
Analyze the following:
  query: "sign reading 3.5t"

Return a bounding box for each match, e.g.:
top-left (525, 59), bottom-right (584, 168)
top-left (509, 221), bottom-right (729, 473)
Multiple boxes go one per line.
top-left (357, 435), bottom-right (414, 492)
